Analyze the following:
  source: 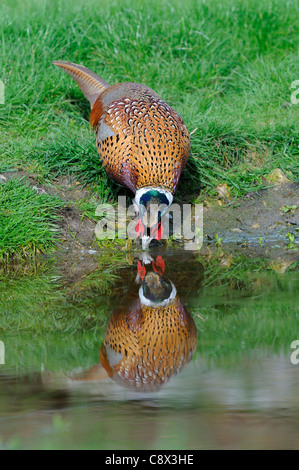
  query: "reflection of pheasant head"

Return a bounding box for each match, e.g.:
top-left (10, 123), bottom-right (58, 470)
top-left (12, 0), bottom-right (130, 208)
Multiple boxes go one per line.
top-left (141, 272), bottom-right (173, 304)
top-left (100, 261), bottom-right (198, 391)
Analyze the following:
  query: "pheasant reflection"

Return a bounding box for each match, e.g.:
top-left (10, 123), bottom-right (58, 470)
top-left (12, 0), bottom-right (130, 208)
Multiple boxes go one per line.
top-left (100, 255), bottom-right (198, 392)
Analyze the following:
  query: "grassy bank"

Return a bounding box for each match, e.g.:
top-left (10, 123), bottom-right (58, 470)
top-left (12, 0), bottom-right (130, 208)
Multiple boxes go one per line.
top-left (0, 0), bottom-right (298, 257)
top-left (0, 179), bottom-right (64, 259)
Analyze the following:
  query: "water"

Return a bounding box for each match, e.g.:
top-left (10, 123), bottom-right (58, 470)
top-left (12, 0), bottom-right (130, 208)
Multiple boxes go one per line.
top-left (0, 249), bottom-right (299, 449)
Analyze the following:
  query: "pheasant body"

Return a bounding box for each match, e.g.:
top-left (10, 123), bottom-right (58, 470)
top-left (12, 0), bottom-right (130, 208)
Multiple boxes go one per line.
top-left (91, 83), bottom-right (190, 193)
top-left (53, 62), bottom-right (190, 247)
top-left (100, 297), bottom-right (197, 392)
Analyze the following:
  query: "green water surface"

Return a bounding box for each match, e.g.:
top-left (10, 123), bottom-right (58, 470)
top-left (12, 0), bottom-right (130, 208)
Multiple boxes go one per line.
top-left (0, 249), bottom-right (298, 450)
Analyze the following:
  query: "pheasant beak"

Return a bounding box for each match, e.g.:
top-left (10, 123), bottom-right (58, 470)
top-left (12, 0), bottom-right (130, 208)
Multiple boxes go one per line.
top-left (136, 218), bottom-right (151, 249)
top-left (141, 236), bottom-right (152, 250)
top-left (136, 217), bottom-right (163, 249)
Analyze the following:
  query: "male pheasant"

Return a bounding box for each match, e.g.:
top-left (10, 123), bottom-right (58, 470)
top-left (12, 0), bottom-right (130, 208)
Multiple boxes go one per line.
top-left (53, 61), bottom-right (190, 248)
top-left (100, 262), bottom-right (198, 392)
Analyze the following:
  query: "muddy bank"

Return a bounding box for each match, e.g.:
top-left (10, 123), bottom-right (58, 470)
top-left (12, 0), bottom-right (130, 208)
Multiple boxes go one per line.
top-left (1, 170), bottom-right (299, 257)
top-left (203, 183), bottom-right (299, 245)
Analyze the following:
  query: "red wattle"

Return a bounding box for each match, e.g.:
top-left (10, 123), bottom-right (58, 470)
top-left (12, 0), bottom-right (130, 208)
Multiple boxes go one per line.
top-left (137, 261), bottom-right (146, 280)
top-left (151, 222), bottom-right (163, 241)
top-left (155, 255), bottom-right (165, 274)
top-left (152, 255), bottom-right (166, 276)
top-left (136, 218), bottom-right (145, 237)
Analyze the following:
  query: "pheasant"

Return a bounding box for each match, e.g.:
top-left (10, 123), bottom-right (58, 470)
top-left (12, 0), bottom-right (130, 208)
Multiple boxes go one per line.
top-left (100, 259), bottom-right (198, 392)
top-left (53, 61), bottom-right (190, 248)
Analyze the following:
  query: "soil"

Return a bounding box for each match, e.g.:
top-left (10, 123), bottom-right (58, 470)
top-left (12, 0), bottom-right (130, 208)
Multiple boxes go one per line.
top-left (203, 183), bottom-right (299, 244)
top-left (1, 170), bottom-right (299, 260)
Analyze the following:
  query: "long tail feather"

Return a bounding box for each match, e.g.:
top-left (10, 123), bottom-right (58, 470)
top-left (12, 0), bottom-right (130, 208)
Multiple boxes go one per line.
top-left (53, 61), bottom-right (110, 106)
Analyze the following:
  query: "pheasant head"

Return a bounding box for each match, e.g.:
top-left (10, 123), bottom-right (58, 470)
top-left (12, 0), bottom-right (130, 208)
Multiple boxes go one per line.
top-left (135, 188), bottom-right (173, 249)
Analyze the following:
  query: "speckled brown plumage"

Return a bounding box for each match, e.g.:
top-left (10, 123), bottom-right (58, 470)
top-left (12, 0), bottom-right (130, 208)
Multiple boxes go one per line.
top-left (100, 296), bottom-right (198, 392)
top-left (53, 62), bottom-right (190, 195)
top-left (93, 84), bottom-right (190, 193)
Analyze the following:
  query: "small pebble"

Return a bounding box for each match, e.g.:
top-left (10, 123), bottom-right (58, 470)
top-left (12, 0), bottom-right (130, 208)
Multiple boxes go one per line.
top-left (265, 168), bottom-right (290, 184)
top-left (32, 186), bottom-right (47, 195)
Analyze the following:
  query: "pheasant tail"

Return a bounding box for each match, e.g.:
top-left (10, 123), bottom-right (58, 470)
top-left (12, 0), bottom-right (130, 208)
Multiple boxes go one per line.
top-left (52, 61), bottom-right (110, 106)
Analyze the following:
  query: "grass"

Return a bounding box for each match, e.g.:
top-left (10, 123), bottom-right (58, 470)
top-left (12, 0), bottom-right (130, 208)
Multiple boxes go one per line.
top-left (0, 0), bottom-right (298, 256)
top-left (0, 179), bottom-right (64, 259)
